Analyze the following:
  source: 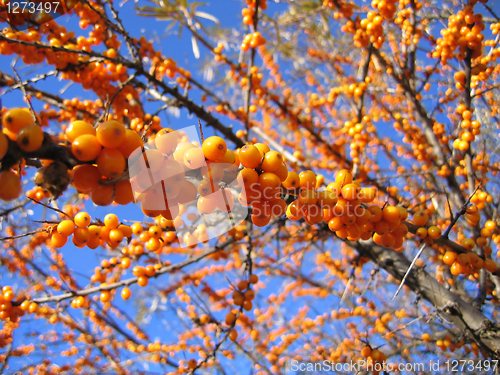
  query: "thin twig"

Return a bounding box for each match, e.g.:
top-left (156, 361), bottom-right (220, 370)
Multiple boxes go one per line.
top-left (28, 197), bottom-right (72, 219)
top-left (11, 57), bottom-right (39, 126)
top-left (392, 243), bottom-right (426, 301)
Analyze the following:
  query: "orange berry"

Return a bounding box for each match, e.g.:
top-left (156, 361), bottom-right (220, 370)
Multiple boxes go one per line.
top-left (2, 108), bottom-right (34, 135)
top-left (202, 136), bottom-right (227, 161)
top-left (237, 168), bottom-right (259, 188)
top-left (298, 189), bottom-right (318, 205)
top-left (239, 144), bottom-right (262, 168)
top-left (71, 134), bottom-right (102, 161)
top-left (197, 196), bottom-right (217, 214)
top-left (274, 162), bottom-right (288, 182)
top-left (118, 129), bottom-right (144, 158)
top-left (335, 169), bottom-right (353, 186)
top-left (184, 147), bottom-right (206, 169)
top-left (328, 217), bottom-right (344, 232)
top-left (121, 287), bottom-right (131, 300)
top-left (57, 220), bottom-right (75, 236)
top-left (341, 183), bottom-right (359, 201)
top-left (114, 181), bottom-right (134, 205)
top-left (413, 211), bottom-right (428, 226)
top-left (422, 333), bottom-right (431, 342)
top-left (225, 312), bottom-right (236, 325)
top-left (17, 124), bottom-right (44, 152)
top-left (299, 170), bottom-right (316, 189)
top-left (65, 121), bottom-right (95, 142)
top-left (229, 329), bottom-right (238, 341)
top-left (121, 258), bottom-right (131, 269)
top-left (359, 187), bottom-right (376, 203)
top-left (137, 276), bottom-right (149, 287)
top-left (91, 184), bottom-right (115, 206)
top-left (484, 259), bottom-right (498, 273)
top-left (51, 232), bottom-right (68, 248)
top-left (269, 197), bottom-right (287, 216)
top-left (188, 359), bottom-right (197, 369)
top-left (104, 214), bottom-right (119, 229)
top-left (74, 212), bottom-right (91, 228)
top-left (382, 206), bottom-right (401, 223)
top-left (100, 290), bottom-right (111, 302)
top-left (0, 171), bottom-right (22, 201)
top-left (148, 225), bottom-right (162, 239)
top-left (361, 346), bottom-right (372, 357)
top-left (217, 149), bottom-right (236, 165)
top-left (416, 227), bottom-right (427, 239)
top-left (461, 238), bottom-right (475, 250)
top-left (29, 302), bottom-right (38, 313)
top-left (96, 120), bottom-right (126, 148)
top-left (71, 164), bottom-right (101, 193)
top-left (155, 128), bottom-right (178, 155)
top-left (97, 148), bottom-right (126, 178)
top-left (484, 220), bottom-right (496, 230)
top-left (173, 142), bottom-right (196, 162)
top-left (427, 226), bottom-right (441, 239)
top-left (259, 172), bottom-right (281, 200)
top-left (254, 143), bottom-right (270, 157)
top-left (261, 151), bottom-right (283, 172)
top-left (282, 171), bottom-right (300, 190)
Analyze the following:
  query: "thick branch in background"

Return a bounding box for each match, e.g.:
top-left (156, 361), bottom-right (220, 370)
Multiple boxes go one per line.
top-left (353, 239), bottom-right (500, 359)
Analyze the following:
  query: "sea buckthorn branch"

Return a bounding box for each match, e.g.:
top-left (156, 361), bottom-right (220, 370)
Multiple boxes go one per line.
top-left (14, 236), bottom-right (236, 305)
top-left (462, 45), bottom-right (488, 308)
top-left (0, 200), bottom-right (29, 217)
top-left (1, 131), bottom-right (77, 170)
top-left (0, 69), bottom-right (99, 120)
top-left (243, 0), bottom-right (260, 142)
top-left (1, 69), bottom-right (58, 94)
top-left (93, 73), bottom-right (138, 127)
top-left (371, 47), bottom-right (466, 209)
top-left (169, 8), bottom-right (401, 206)
top-left (351, 238), bottom-right (500, 359)
top-left (88, 304), bottom-right (179, 369)
top-left (131, 76), bottom-right (244, 147)
top-left (99, 0), bottom-right (142, 63)
top-left (442, 183), bottom-right (482, 238)
top-left (0, 228), bottom-right (50, 241)
top-left (171, 15), bottom-right (355, 164)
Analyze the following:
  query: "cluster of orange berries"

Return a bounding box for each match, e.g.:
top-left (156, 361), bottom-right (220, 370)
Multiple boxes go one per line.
top-left (323, 0), bottom-right (354, 18)
top-left (422, 333), bottom-right (469, 353)
top-left (0, 286), bottom-right (40, 322)
top-left (357, 11), bottom-right (387, 49)
top-left (370, 0), bottom-right (397, 20)
top-left (284, 168), bottom-right (408, 249)
top-left (0, 286), bottom-right (19, 321)
top-left (231, 275), bottom-right (258, 313)
top-left (235, 143), bottom-right (291, 226)
top-left (360, 346), bottom-right (387, 368)
top-left (343, 117), bottom-right (371, 164)
top-left (241, 32), bottom-right (266, 51)
top-left (433, 7), bottom-right (485, 63)
top-left (51, 212), bottom-right (132, 250)
top-left (414, 204), bottom-right (498, 276)
top-left (412, 210), bottom-right (443, 241)
top-left (217, 274), bottom-right (260, 344)
top-left (0, 108), bottom-right (46, 201)
top-left (443, 249), bottom-right (497, 276)
top-left (452, 104), bottom-right (480, 152)
top-left (241, 0), bottom-right (268, 26)
top-left (67, 120), bottom-right (139, 206)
